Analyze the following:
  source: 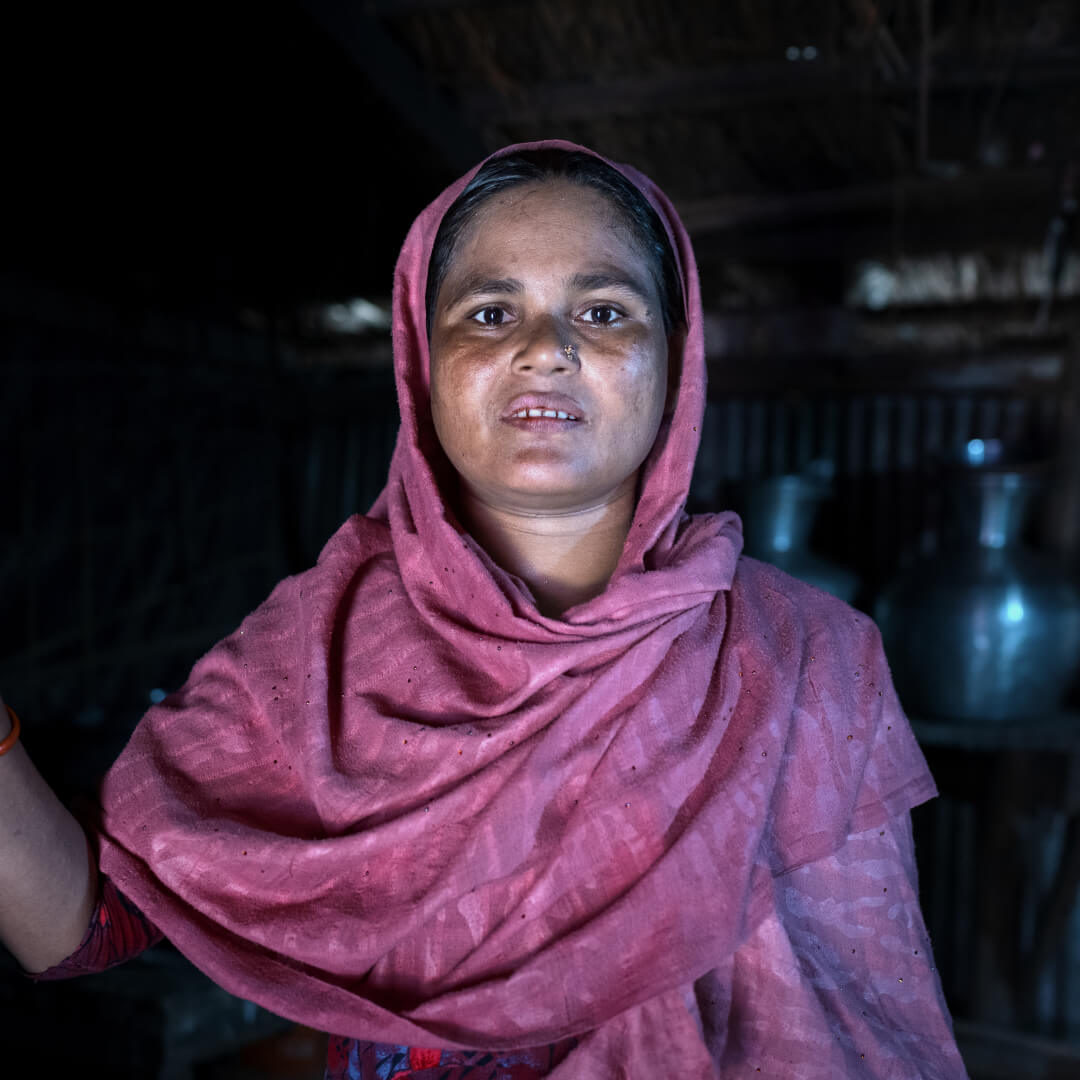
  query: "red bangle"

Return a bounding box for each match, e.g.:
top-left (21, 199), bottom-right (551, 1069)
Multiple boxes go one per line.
top-left (0, 704), bottom-right (21, 756)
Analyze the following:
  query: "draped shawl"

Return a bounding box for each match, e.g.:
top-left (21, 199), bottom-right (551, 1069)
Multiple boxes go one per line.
top-left (94, 142), bottom-right (961, 1076)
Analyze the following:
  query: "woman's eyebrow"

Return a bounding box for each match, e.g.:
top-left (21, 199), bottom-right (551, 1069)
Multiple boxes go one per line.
top-left (569, 271), bottom-right (653, 303)
top-left (442, 275), bottom-right (523, 310)
top-left (441, 270), bottom-right (653, 312)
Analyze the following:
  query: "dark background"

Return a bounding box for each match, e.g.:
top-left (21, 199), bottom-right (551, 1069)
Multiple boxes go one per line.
top-left (2, 2), bottom-right (1079, 1076)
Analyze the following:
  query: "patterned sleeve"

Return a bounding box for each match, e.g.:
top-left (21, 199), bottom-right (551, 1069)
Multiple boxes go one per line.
top-left (720, 812), bottom-right (969, 1079)
top-left (766, 608), bottom-right (938, 876)
top-left (28, 875), bottom-right (164, 981)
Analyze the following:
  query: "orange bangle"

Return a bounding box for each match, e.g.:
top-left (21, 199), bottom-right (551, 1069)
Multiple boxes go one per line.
top-left (0, 704), bottom-right (21, 756)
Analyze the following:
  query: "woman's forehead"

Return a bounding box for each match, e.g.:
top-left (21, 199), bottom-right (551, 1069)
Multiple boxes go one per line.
top-left (463, 179), bottom-right (624, 232)
top-left (443, 180), bottom-right (653, 279)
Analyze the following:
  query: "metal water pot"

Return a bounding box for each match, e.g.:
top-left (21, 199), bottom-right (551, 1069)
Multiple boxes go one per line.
top-left (874, 445), bottom-right (1080, 722)
top-left (739, 462), bottom-right (860, 605)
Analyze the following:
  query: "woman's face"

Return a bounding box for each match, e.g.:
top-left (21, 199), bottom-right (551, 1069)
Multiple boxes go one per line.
top-left (428, 180), bottom-right (671, 517)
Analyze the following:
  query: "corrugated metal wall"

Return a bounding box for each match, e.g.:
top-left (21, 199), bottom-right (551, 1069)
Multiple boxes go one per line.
top-left (2, 276), bottom-right (1077, 1042)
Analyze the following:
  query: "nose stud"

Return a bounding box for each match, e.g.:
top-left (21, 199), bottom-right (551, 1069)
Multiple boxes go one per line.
top-left (563, 344), bottom-right (576, 361)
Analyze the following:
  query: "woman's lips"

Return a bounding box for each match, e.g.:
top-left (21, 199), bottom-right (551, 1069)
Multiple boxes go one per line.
top-left (500, 393), bottom-right (585, 424)
top-left (508, 406), bottom-right (579, 420)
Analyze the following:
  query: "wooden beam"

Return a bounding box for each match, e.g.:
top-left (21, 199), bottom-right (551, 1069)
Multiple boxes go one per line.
top-left (460, 51), bottom-right (1080, 124)
top-left (678, 167), bottom-right (1056, 237)
top-left (705, 347), bottom-right (1067, 395)
top-left (691, 215), bottom-right (1050, 267)
top-left (702, 303), bottom-right (1076, 393)
top-left (298, 0), bottom-right (486, 175)
top-left (368, 0), bottom-right (524, 12)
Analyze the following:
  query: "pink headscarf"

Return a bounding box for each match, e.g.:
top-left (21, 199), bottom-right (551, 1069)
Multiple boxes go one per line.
top-left (94, 142), bottom-right (954, 1073)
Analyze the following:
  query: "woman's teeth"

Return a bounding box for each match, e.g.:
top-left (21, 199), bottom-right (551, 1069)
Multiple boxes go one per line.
top-left (511, 408), bottom-right (579, 420)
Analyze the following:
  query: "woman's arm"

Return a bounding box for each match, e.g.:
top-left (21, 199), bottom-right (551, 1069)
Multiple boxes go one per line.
top-left (720, 812), bottom-right (969, 1078)
top-left (0, 694), bottom-right (98, 973)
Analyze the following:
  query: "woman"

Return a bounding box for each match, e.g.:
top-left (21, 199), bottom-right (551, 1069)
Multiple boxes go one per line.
top-left (0, 141), bottom-right (968, 1078)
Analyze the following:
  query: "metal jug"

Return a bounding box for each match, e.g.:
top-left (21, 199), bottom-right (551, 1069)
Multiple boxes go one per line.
top-left (739, 460), bottom-right (860, 606)
top-left (874, 440), bottom-right (1080, 722)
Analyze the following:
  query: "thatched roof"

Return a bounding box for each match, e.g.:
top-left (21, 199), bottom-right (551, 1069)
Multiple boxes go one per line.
top-left (6, 0), bottom-right (1079, 314)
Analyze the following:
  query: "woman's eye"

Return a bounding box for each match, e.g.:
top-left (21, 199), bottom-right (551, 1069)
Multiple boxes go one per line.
top-left (470, 306), bottom-right (508, 326)
top-left (582, 305), bottom-right (620, 326)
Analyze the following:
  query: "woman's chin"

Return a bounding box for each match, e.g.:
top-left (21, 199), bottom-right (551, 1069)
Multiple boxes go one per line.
top-left (463, 473), bottom-right (637, 519)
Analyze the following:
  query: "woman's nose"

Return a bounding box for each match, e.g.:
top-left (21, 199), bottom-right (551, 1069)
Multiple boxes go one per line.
top-left (510, 316), bottom-right (580, 376)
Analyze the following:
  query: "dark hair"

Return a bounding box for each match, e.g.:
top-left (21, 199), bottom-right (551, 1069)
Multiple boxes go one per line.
top-left (425, 149), bottom-right (686, 337)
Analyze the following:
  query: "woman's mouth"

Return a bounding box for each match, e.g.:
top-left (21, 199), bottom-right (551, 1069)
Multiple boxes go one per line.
top-left (501, 393), bottom-right (586, 424)
top-left (508, 407), bottom-right (580, 421)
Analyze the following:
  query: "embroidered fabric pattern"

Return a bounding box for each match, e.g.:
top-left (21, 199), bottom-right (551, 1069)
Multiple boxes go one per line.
top-left (325, 1037), bottom-right (578, 1079)
top-left (29, 875), bottom-right (163, 982)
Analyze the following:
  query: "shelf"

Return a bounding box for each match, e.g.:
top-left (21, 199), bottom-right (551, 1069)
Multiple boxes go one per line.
top-left (911, 712), bottom-right (1080, 752)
